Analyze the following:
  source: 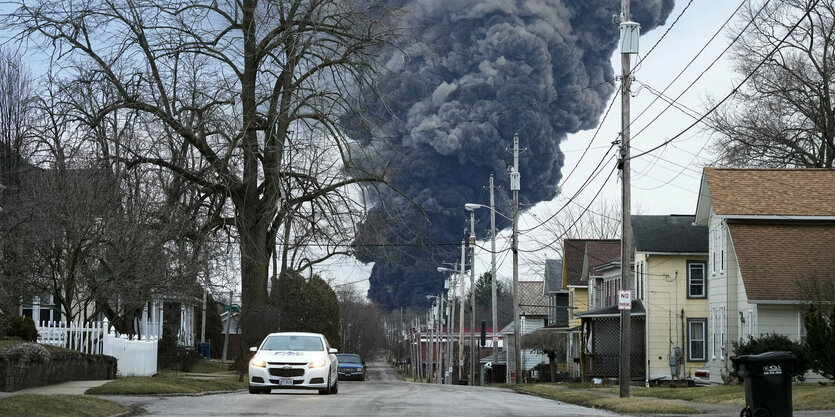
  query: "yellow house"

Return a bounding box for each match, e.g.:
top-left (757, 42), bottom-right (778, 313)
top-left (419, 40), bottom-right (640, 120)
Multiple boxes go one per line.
top-left (632, 215), bottom-right (708, 383)
top-left (561, 239), bottom-right (619, 378)
top-left (561, 239), bottom-right (621, 327)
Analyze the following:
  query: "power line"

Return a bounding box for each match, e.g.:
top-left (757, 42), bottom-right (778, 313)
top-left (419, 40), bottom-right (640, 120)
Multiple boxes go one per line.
top-left (629, 0), bottom-right (819, 161)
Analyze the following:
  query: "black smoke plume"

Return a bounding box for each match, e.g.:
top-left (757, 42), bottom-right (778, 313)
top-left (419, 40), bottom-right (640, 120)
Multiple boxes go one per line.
top-left (347, 0), bottom-right (674, 309)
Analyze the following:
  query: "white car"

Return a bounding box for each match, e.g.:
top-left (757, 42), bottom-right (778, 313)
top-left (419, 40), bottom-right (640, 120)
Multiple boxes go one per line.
top-left (694, 362), bottom-right (710, 386)
top-left (248, 332), bottom-right (339, 395)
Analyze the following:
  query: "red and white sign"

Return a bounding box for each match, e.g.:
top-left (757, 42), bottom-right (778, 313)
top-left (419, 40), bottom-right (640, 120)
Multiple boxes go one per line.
top-left (618, 290), bottom-right (632, 310)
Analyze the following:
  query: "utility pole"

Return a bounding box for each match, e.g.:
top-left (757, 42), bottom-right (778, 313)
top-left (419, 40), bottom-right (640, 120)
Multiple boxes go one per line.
top-left (220, 290), bottom-right (233, 372)
top-left (489, 174), bottom-right (498, 381)
top-left (510, 133), bottom-right (522, 384)
top-left (459, 243), bottom-right (467, 382)
top-left (447, 249), bottom-right (459, 384)
top-left (428, 310), bottom-right (434, 383)
top-left (618, 0), bottom-right (638, 398)
top-left (200, 288), bottom-right (207, 344)
top-left (438, 293), bottom-right (444, 384)
top-left (468, 211), bottom-right (477, 385)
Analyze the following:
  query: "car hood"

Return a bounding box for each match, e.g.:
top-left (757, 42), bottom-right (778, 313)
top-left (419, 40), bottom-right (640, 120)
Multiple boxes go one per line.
top-left (257, 350), bottom-right (327, 362)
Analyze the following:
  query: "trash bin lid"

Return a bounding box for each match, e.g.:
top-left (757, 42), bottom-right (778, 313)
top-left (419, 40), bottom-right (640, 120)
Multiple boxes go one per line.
top-left (731, 351), bottom-right (795, 364)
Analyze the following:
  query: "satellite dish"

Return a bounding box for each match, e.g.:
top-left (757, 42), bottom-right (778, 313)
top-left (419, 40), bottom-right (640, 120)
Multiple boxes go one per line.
top-left (484, 362), bottom-right (492, 370)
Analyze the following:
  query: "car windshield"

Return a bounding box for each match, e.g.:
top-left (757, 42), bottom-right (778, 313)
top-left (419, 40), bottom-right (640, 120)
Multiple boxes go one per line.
top-left (261, 335), bottom-right (324, 352)
top-left (336, 354), bottom-right (362, 363)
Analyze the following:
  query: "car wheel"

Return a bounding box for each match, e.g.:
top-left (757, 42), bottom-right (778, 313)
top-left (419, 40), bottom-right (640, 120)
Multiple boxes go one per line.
top-left (330, 379), bottom-right (338, 394)
top-left (249, 386), bottom-right (260, 394)
top-left (319, 376), bottom-right (332, 395)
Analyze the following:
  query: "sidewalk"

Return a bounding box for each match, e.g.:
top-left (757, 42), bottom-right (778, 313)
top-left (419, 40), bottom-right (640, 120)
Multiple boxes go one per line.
top-left (0, 379), bottom-right (112, 399)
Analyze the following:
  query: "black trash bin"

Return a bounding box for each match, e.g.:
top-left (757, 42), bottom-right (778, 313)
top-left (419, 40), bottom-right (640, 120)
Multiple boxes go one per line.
top-left (731, 351), bottom-right (796, 417)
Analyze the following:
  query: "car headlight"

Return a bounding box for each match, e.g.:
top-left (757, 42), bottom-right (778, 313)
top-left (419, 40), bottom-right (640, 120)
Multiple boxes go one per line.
top-left (250, 357), bottom-right (266, 368)
top-left (309, 356), bottom-right (327, 369)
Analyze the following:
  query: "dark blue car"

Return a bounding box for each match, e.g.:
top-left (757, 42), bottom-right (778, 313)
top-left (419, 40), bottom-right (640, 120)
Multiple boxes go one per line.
top-left (336, 353), bottom-right (364, 381)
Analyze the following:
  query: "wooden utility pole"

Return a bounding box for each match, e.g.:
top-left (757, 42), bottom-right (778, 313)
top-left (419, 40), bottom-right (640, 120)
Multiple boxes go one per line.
top-left (510, 133), bottom-right (522, 384)
top-left (618, 0), bottom-right (636, 398)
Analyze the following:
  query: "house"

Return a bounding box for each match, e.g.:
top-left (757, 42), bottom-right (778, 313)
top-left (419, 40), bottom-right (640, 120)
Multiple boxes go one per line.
top-left (559, 239), bottom-right (620, 378)
top-left (632, 214), bottom-right (708, 384)
top-left (694, 168), bottom-right (835, 384)
top-left (502, 280), bottom-right (549, 382)
top-left (576, 256), bottom-right (645, 382)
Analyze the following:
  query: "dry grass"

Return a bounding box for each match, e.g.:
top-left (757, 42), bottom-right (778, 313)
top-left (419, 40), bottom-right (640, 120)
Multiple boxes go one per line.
top-left (597, 382), bottom-right (835, 411)
top-left (86, 373), bottom-right (246, 395)
top-left (515, 385), bottom-right (699, 414)
top-left (0, 394), bottom-right (130, 417)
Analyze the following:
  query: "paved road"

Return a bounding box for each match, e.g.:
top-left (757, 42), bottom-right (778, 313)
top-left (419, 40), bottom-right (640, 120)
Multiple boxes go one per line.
top-left (108, 360), bottom-right (617, 417)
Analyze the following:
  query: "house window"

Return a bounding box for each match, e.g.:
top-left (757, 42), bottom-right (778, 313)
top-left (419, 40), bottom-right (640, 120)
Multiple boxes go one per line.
top-left (798, 311), bottom-right (807, 342)
top-left (687, 261), bottom-right (707, 298)
top-left (720, 306), bottom-right (726, 359)
top-left (710, 308), bottom-right (717, 359)
top-left (687, 318), bottom-right (708, 361)
top-left (720, 223), bottom-right (726, 272)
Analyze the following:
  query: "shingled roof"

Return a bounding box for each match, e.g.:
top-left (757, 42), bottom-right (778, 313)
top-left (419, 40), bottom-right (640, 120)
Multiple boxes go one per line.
top-left (632, 215), bottom-right (708, 254)
top-left (562, 239), bottom-right (620, 288)
top-left (729, 223), bottom-right (835, 302)
top-left (700, 168), bottom-right (835, 217)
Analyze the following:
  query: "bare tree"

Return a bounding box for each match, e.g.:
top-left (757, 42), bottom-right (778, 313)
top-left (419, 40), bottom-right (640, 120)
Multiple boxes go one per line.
top-left (9, 0), bottom-right (402, 345)
top-left (524, 197), bottom-right (624, 276)
top-left (706, 0), bottom-right (835, 168)
top-left (335, 284), bottom-right (385, 360)
top-left (0, 46), bottom-right (37, 314)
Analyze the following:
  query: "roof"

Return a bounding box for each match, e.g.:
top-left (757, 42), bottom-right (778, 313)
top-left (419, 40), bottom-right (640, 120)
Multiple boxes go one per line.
top-left (519, 281), bottom-right (547, 316)
top-left (632, 215), bottom-right (708, 253)
top-left (562, 239), bottom-right (620, 288)
top-left (698, 168), bottom-right (835, 219)
top-left (729, 223), bottom-right (835, 302)
top-left (543, 259), bottom-right (563, 294)
top-left (576, 300), bottom-right (646, 318)
top-left (479, 350), bottom-right (507, 364)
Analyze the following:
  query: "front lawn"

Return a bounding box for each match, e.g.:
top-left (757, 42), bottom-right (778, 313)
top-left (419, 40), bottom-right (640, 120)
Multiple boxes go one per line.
top-left (0, 394), bottom-right (130, 417)
top-left (86, 373), bottom-right (246, 395)
top-left (597, 382), bottom-right (835, 411)
top-left (514, 384), bottom-right (699, 414)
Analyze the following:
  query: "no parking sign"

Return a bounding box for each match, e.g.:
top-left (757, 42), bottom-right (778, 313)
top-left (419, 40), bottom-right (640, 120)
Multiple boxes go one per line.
top-left (618, 290), bottom-right (632, 310)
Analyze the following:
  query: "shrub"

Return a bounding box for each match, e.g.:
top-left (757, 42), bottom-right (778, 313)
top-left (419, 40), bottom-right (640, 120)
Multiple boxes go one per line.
top-left (731, 332), bottom-right (808, 381)
top-left (157, 328), bottom-right (201, 371)
top-left (7, 316), bottom-right (39, 342)
top-left (804, 305), bottom-right (835, 380)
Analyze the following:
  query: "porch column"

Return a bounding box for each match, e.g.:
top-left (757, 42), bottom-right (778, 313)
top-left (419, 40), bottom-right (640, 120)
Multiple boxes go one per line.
top-left (32, 296), bottom-right (41, 325)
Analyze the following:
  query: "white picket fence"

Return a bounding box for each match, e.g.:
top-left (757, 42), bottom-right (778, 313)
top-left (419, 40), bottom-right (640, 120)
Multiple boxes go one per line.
top-left (37, 319), bottom-right (158, 377)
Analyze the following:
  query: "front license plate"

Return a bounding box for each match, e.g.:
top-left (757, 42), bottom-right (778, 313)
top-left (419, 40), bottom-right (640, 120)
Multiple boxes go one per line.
top-left (279, 378), bottom-right (293, 386)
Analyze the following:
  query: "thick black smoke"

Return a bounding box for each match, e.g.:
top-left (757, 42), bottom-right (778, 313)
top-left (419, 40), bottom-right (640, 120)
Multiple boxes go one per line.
top-left (347, 0), bottom-right (674, 309)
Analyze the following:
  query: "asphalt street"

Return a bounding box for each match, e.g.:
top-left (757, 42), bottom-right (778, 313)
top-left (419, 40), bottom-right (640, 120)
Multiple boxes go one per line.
top-left (106, 359), bottom-right (617, 416)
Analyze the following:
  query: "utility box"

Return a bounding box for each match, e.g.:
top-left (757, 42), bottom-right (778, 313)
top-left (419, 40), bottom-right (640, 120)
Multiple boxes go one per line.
top-left (731, 351), bottom-right (796, 417)
top-left (620, 21), bottom-right (641, 54)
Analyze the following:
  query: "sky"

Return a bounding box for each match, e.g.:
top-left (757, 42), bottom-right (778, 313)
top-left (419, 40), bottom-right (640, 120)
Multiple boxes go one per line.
top-left (0, 0), bottom-right (747, 299)
top-left (325, 0), bottom-right (745, 295)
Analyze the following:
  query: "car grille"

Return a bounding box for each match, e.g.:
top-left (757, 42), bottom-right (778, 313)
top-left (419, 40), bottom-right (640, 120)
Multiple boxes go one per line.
top-left (267, 361), bottom-right (307, 366)
top-left (339, 367), bottom-right (357, 373)
top-left (269, 368), bottom-right (305, 377)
